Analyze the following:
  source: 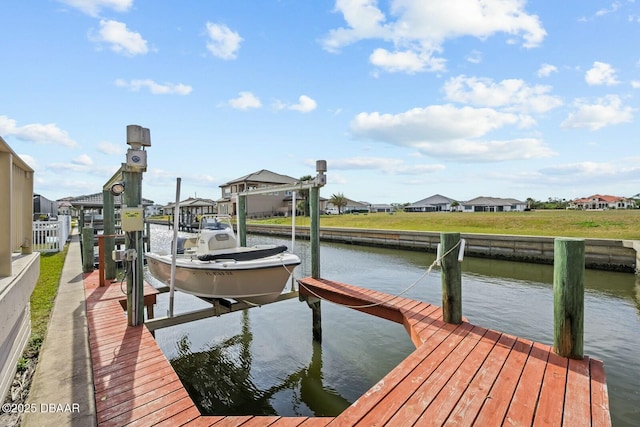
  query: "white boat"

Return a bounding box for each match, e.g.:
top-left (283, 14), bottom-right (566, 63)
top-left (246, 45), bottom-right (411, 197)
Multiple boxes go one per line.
top-left (145, 215), bottom-right (300, 305)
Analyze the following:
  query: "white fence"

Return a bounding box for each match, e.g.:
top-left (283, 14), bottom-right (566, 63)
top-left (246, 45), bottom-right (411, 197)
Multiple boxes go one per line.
top-left (32, 215), bottom-right (71, 253)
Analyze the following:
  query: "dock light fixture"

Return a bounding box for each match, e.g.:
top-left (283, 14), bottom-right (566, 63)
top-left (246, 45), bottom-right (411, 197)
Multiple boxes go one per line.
top-left (110, 181), bottom-right (125, 196)
top-left (126, 125), bottom-right (151, 149)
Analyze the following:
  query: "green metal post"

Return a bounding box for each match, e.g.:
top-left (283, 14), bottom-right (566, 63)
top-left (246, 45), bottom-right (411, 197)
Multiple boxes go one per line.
top-left (441, 232), bottom-right (462, 324)
top-left (310, 186), bottom-right (320, 279)
top-left (123, 168), bottom-right (145, 326)
top-left (103, 189), bottom-right (116, 281)
top-left (238, 194), bottom-right (247, 247)
top-left (553, 238), bottom-right (585, 359)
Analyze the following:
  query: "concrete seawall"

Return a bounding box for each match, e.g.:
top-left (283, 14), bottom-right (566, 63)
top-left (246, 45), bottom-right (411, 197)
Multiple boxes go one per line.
top-left (245, 224), bottom-right (639, 273)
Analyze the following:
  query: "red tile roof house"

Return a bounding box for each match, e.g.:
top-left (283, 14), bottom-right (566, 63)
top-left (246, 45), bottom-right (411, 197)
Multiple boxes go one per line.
top-left (569, 194), bottom-right (637, 210)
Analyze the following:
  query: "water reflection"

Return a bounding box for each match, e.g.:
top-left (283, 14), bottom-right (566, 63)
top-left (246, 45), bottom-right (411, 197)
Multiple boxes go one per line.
top-left (171, 310), bottom-right (350, 417)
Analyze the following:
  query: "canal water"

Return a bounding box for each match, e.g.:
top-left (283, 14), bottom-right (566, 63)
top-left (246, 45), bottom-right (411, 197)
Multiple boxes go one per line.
top-left (146, 225), bottom-right (640, 426)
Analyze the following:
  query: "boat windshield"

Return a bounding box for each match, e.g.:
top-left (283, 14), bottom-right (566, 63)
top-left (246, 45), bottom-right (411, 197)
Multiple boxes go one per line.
top-left (201, 218), bottom-right (230, 230)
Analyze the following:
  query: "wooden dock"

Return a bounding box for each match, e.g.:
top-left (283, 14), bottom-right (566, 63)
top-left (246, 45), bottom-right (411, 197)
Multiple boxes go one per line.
top-left (84, 272), bottom-right (611, 426)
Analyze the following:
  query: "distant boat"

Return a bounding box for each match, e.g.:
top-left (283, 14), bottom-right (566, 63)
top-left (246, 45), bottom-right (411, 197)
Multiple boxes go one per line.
top-left (145, 215), bottom-right (300, 305)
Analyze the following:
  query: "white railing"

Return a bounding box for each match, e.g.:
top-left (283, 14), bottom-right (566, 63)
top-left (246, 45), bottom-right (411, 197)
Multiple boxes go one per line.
top-left (32, 215), bottom-right (71, 253)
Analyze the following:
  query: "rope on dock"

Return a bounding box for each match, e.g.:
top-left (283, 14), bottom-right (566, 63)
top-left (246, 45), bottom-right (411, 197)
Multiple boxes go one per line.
top-left (297, 240), bottom-right (462, 310)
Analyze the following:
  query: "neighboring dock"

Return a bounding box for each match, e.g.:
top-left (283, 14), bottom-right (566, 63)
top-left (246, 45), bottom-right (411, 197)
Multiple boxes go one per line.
top-left (82, 270), bottom-right (611, 426)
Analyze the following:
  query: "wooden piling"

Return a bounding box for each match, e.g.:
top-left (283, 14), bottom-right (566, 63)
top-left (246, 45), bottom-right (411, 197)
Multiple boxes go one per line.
top-left (238, 194), bottom-right (247, 247)
top-left (306, 297), bottom-right (322, 342)
top-left (310, 186), bottom-right (320, 279)
top-left (441, 232), bottom-right (462, 324)
top-left (81, 227), bottom-right (94, 273)
top-left (123, 168), bottom-right (145, 326)
top-left (553, 238), bottom-right (585, 359)
top-left (102, 189), bottom-right (116, 281)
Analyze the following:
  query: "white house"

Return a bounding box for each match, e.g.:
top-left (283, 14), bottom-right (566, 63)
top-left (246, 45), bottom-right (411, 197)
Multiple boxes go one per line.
top-left (461, 197), bottom-right (527, 212)
top-left (406, 194), bottom-right (458, 212)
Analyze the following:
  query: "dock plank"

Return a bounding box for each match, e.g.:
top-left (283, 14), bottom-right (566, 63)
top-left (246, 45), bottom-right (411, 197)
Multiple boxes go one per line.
top-left (462, 337), bottom-right (533, 426)
top-left (382, 324), bottom-right (483, 426)
top-left (443, 331), bottom-right (514, 426)
top-left (532, 350), bottom-right (569, 427)
top-left (415, 326), bottom-right (495, 425)
top-left (563, 357), bottom-right (592, 427)
top-left (589, 358), bottom-right (612, 427)
top-left (503, 341), bottom-right (550, 426)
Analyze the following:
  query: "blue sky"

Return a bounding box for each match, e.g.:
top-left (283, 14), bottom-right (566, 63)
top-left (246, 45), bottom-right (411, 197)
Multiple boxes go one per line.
top-left (2, 0), bottom-right (639, 206)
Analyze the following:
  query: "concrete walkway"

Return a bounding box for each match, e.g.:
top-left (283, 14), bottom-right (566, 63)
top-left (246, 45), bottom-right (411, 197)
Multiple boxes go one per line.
top-left (22, 231), bottom-right (96, 426)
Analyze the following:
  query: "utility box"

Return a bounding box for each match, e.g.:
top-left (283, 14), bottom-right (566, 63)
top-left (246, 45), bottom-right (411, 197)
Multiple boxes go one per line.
top-left (121, 207), bottom-right (144, 231)
top-left (126, 149), bottom-right (147, 170)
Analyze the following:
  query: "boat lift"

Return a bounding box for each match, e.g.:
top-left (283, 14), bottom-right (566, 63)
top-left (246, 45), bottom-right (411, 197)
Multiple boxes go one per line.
top-left (143, 160), bottom-right (327, 331)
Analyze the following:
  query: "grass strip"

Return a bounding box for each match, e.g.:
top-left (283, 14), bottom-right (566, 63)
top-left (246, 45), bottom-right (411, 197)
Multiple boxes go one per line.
top-left (19, 245), bottom-right (68, 372)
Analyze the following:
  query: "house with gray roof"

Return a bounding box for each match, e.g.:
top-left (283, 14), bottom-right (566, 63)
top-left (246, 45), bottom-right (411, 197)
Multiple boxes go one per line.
top-left (460, 196), bottom-right (526, 212)
top-left (406, 194), bottom-right (458, 212)
top-left (216, 169), bottom-right (300, 217)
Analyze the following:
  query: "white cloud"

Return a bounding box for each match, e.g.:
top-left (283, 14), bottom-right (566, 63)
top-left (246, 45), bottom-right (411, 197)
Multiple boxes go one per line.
top-left (289, 95), bottom-right (318, 113)
top-left (534, 160), bottom-right (640, 190)
top-left (585, 61), bottom-right (619, 86)
top-left (443, 75), bottom-right (563, 114)
top-left (537, 63), bottom-right (558, 77)
top-left (17, 154), bottom-right (37, 169)
top-left (228, 92), bottom-right (262, 110)
top-left (115, 79), bottom-right (192, 95)
top-left (369, 48), bottom-right (445, 73)
top-left (322, 0), bottom-right (390, 53)
top-left (330, 156), bottom-right (445, 174)
top-left (49, 161), bottom-right (112, 174)
top-left (58, 0), bottom-right (132, 17)
top-left (350, 104), bottom-right (554, 161)
top-left (630, 80), bottom-right (640, 89)
top-left (0, 115), bottom-right (78, 148)
top-left (323, 0), bottom-right (546, 74)
top-left (72, 154), bottom-right (93, 166)
top-left (206, 22), bottom-right (242, 60)
top-left (97, 142), bottom-right (125, 155)
top-left (541, 161), bottom-right (621, 176)
top-left (595, 2), bottom-right (622, 18)
top-left (91, 20), bottom-right (148, 56)
top-left (466, 50), bottom-right (482, 64)
top-left (273, 95), bottom-right (318, 113)
top-left (561, 95), bottom-right (634, 130)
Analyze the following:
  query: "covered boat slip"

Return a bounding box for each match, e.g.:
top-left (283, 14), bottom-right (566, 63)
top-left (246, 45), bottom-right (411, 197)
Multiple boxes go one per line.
top-left (84, 268), bottom-right (610, 426)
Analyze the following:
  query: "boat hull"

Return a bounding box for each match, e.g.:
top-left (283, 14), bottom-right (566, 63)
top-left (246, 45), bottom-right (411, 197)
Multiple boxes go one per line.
top-left (145, 251), bottom-right (300, 305)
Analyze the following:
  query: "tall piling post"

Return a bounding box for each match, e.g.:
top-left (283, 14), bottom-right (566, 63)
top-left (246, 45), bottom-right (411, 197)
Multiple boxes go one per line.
top-left (120, 124), bottom-right (151, 327)
top-left (307, 161), bottom-right (326, 342)
top-left (310, 187), bottom-right (320, 279)
top-left (553, 238), bottom-right (585, 359)
top-left (238, 194), bottom-right (247, 247)
top-left (441, 232), bottom-right (462, 324)
top-left (310, 160), bottom-right (326, 279)
top-left (123, 167), bottom-right (145, 326)
top-left (102, 189), bottom-right (116, 281)
top-left (81, 227), bottom-right (94, 273)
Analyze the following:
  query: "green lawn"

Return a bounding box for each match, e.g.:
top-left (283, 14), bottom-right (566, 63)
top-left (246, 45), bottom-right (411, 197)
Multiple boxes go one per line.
top-left (250, 210), bottom-right (640, 240)
top-left (17, 246), bottom-right (68, 373)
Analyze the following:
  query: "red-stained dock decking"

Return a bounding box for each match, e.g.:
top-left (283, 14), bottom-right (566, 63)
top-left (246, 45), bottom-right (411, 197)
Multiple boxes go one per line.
top-left (84, 272), bottom-right (611, 426)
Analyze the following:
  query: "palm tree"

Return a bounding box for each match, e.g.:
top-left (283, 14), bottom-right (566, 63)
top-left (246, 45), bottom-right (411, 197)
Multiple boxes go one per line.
top-left (328, 193), bottom-right (348, 214)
